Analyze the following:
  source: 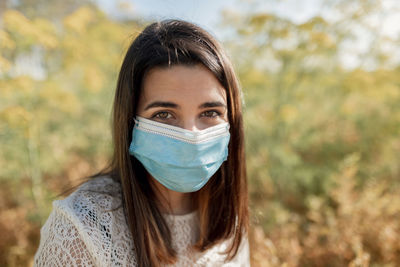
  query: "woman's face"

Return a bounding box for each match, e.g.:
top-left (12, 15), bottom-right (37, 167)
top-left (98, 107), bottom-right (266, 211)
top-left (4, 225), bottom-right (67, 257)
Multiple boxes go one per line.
top-left (137, 64), bottom-right (228, 130)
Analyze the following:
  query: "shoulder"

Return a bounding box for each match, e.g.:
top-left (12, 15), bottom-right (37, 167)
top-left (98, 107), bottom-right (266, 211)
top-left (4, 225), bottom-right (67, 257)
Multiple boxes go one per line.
top-left (57, 175), bottom-right (131, 251)
top-left (35, 176), bottom-right (136, 266)
top-left (58, 175), bottom-right (123, 215)
top-left (53, 176), bottom-right (124, 232)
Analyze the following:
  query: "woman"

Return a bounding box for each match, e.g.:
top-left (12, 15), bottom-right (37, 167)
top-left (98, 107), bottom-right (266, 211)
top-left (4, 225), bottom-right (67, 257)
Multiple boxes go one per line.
top-left (34, 19), bottom-right (249, 266)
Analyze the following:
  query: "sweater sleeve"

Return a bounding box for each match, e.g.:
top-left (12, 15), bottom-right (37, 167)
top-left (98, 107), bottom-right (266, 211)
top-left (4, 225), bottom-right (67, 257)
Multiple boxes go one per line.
top-left (33, 203), bottom-right (96, 267)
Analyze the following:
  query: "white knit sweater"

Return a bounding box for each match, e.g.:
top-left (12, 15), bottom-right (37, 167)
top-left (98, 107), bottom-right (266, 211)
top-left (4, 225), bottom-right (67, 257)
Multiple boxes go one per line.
top-left (34, 176), bottom-right (250, 266)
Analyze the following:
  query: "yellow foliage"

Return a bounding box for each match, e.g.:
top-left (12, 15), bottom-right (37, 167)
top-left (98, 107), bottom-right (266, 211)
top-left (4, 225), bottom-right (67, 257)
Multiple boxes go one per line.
top-left (38, 82), bottom-right (82, 115)
top-left (280, 104), bottom-right (298, 123)
top-left (244, 69), bottom-right (270, 87)
top-left (342, 69), bottom-right (400, 106)
top-left (366, 83), bottom-right (400, 101)
top-left (85, 66), bottom-right (104, 93)
top-left (249, 14), bottom-right (273, 26)
top-left (0, 56), bottom-right (12, 72)
top-left (3, 10), bottom-right (33, 36)
top-left (63, 6), bottom-right (96, 34)
top-left (310, 32), bottom-right (334, 48)
top-left (0, 76), bottom-right (34, 98)
top-left (3, 10), bottom-right (58, 49)
top-left (3, 10), bottom-right (39, 47)
top-left (12, 76), bottom-right (35, 94)
top-left (32, 18), bottom-right (58, 49)
top-left (0, 30), bottom-right (15, 50)
top-left (0, 105), bottom-right (32, 128)
top-left (299, 16), bottom-right (328, 32)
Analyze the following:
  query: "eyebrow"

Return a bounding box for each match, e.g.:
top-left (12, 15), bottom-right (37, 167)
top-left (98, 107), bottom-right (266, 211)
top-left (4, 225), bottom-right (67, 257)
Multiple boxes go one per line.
top-left (199, 101), bottom-right (226, 109)
top-left (144, 101), bottom-right (178, 110)
top-left (144, 100), bottom-right (227, 111)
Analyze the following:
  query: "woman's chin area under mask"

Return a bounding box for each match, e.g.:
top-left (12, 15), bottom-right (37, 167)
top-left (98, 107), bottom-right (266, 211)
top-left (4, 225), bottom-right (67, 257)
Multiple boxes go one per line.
top-left (136, 63), bottom-right (228, 131)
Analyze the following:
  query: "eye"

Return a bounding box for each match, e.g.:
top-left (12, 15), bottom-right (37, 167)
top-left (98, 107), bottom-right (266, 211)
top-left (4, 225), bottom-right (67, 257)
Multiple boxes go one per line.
top-left (152, 111), bottom-right (173, 120)
top-left (201, 110), bottom-right (221, 118)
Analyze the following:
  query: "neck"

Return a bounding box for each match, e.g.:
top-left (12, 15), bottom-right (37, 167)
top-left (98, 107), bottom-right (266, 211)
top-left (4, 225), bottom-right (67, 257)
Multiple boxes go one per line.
top-left (149, 175), bottom-right (194, 215)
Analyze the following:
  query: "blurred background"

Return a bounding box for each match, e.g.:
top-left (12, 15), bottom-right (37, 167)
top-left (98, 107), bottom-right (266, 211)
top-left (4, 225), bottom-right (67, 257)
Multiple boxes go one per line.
top-left (1, 0), bottom-right (400, 266)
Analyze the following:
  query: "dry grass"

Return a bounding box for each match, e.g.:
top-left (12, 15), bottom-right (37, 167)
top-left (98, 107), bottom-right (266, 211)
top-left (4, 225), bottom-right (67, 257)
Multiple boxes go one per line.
top-left (249, 157), bottom-right (400, 267)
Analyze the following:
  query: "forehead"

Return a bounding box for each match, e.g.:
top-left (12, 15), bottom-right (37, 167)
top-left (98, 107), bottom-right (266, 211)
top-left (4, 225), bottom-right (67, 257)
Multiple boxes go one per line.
top-left (140, 64), bottom-right (227, 104)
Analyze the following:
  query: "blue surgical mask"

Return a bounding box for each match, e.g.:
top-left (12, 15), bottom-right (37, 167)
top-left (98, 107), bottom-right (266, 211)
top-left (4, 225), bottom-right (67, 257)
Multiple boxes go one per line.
top-left (129, 116), bottom-right (230, 193)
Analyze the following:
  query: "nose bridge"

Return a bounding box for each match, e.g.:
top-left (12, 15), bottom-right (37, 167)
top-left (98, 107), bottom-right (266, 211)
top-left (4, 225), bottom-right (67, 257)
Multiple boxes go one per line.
top-left (182, 117), bottom-right (199, 131)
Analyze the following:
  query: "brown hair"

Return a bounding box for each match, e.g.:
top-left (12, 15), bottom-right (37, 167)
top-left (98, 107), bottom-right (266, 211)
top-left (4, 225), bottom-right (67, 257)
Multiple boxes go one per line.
top-left (90, 19), bottom-right (248, 266)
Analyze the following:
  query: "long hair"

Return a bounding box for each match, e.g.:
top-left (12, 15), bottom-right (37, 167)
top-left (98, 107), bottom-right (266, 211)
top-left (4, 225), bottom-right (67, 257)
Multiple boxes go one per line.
top-left (91, 19), bottom-right (248, 266)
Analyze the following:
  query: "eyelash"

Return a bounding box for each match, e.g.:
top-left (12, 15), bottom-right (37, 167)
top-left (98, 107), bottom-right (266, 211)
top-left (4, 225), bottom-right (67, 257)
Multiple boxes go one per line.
top-left (151, 110), bottom-right (222, 120)
top-left (152, 111), bottom-right (172, 119)
top-left (201, 110), bottom-right (221, 118)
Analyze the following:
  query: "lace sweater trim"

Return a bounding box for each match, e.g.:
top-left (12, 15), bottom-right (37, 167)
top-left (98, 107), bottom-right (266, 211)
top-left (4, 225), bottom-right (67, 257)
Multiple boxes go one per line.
top-left (34, 176), bottom-right (250, 266)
